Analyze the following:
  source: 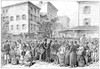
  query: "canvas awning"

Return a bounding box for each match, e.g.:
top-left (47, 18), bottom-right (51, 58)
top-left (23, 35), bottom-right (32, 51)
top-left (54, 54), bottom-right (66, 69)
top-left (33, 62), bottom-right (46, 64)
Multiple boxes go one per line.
top-left (59, 26), bottom-right (99, 33)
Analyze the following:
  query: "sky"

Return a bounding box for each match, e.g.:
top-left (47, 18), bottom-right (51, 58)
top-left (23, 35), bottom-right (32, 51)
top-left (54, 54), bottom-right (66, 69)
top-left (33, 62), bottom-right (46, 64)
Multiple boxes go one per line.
top-left (1, 0), bottom-right (79, 28)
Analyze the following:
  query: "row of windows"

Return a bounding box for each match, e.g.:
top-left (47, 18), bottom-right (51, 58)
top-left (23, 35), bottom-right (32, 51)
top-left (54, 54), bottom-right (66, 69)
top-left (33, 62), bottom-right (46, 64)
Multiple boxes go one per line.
top-left (30, 24), bottom-right (38, 30)
top-left (2, 9), bottom-right (8, 13)
top-left (2, 14), bottom-right (26, 22)
top-left (10, 24), bottom-right (38, 31)
top-left (30, 14), bottom-right (40, 22)
top-left (2, 16), bottom-right (9, 22)
top-left (10, 24), bottom-right (26, 30)
top-left (10, 14), bottom-right (26, 21)
top-left (29, 7), bottom-right (39, 15)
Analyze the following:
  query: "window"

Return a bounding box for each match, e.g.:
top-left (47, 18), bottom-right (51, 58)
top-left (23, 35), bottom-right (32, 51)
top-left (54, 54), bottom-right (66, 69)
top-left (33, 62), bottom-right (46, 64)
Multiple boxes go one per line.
top-left (37, 10), bottom-right (39, 14)
top-left (30, 14), bottom-right (32, 18)
top-left (33, 24), bottom-right (36, 30)
top-left (2, 17), bottom-right (5, 22)
top-left (16, 25), bottom-right (20, 30)
top-left (10, 16), bottom-right (14, 21)
top-left (30, 7), bottom-right (33, 10)
top-left (34, 16), bottom-right (36, 21)
top-left (22, 24), bottom-right (26, 30)
top-left (11, 25), bottom-right (13, 30)
top-left (2, 9), bottom-right (8, 13)
top-left (6, 16), bottom-right (9, 21)
top-left (84, 18), bottom-right (90, 26)
top-left (34, 8), bottom-right (36, 14)
top-left (33, 15), bottom-right (35, 21)
top-left (2, 10), bottom-right (5, 13)
top-left (16, 15), bottom-right (20, 21)
top-left (83, 6), bottom-right (91, 14)
top-left (6, 25), bottom-right (8, 28)
top-left (36, 17), bottom-right (39, 22)
top-left (22, 14), bottom-right (26, 20)
top-left (31, 24), bottom-right (33, 30)
top-left (30, 14), bottom-right (33, 21)
top-left (5, 9), bottom-right (8, 13)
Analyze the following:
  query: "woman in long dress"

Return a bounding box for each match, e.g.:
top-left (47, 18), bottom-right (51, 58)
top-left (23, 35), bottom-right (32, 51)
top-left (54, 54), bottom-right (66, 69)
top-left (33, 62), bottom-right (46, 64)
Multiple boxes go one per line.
top-left (57, 45), bottom-right (66, 66)
top-left (24, 44), bottom-right (32, 67)
top-left (77, 46), bottom-right (85, 67)
top-left (65, 44), bottom-right (70, 66)
top-left (17, 40), bottom-right (23, 65)
top-left (69, 41), bottom-right (77, 67)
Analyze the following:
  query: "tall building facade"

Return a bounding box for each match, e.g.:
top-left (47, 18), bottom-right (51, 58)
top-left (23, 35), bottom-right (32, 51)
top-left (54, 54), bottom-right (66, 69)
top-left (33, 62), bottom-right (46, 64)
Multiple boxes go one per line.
top-left (1, 1), bottom-right (40, 35)
top-left (77, 1), bottom-right (100, 26)
top-left (37, 1), bottom-right (58, 21)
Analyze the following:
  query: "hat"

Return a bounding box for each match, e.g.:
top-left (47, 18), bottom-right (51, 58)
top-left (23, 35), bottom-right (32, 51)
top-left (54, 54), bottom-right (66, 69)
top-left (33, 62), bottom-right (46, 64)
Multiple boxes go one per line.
top-left (5, 40), bottom-right (8, 43)
top-left (75, 41), bottom-right (77, 43)
top-left (50, 40), bottom-right (52, 42)
top-left (55, 40), bottom-right (57, 42)
top-left (44, 39), bottom-right (47, 41)
top-left (86, 42), bottom-right (89, 44)
top-left (17, 39), bottom-right (21, 43)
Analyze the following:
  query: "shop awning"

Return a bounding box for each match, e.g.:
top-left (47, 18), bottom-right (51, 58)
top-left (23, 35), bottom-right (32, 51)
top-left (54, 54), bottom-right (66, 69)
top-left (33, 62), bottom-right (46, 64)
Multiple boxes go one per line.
top-left (59, 26), bottom-right (99, 33)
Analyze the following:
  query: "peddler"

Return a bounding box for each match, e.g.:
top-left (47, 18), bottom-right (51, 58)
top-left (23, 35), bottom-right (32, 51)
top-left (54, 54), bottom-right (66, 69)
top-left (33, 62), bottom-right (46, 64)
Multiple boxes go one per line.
top-left (57, 45), bottom-right (66, 66)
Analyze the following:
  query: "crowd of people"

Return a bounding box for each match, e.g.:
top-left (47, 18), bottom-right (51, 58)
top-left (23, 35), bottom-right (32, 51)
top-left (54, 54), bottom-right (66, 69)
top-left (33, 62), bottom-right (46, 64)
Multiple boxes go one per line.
top-left (1, 37), bottom-right (99, 67)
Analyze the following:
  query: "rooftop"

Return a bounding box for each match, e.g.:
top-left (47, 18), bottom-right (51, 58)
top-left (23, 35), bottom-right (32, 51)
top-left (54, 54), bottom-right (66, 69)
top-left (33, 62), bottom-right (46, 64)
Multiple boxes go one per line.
top-left (37, 1), bottom-right (58, 11)
top-left (72, 25), bottom-right (99, 31)
top-left (2, 1), bottom-right (40, 9)
top-left (77, 1), bottom-right (99, 4)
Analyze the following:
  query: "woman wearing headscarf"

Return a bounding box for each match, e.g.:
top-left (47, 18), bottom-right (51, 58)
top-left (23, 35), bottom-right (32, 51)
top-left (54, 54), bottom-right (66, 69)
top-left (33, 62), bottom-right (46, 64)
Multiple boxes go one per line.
top-left (91, 42), bottom-right (97, 63)
top-left (77, 45), bottom-right (85, 67)
top-left (17, 39), bottom-right (23, 65)
top-left (83, 42), bottom-right (90, 66)
top-left (10, 45), bottom-right (18, 65)
top-left (69, 41), bottom-right (77, 67)
top-left (38, 41), bottom-right (45, 61)
top-left (30, 42), bottom-right (36, 60)
top-left (24, 44), bottom-right (32, 67)
top-left (51, 40), bottom-right (60, 64)
top-left (57, 44), bottom-right (66, 66)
